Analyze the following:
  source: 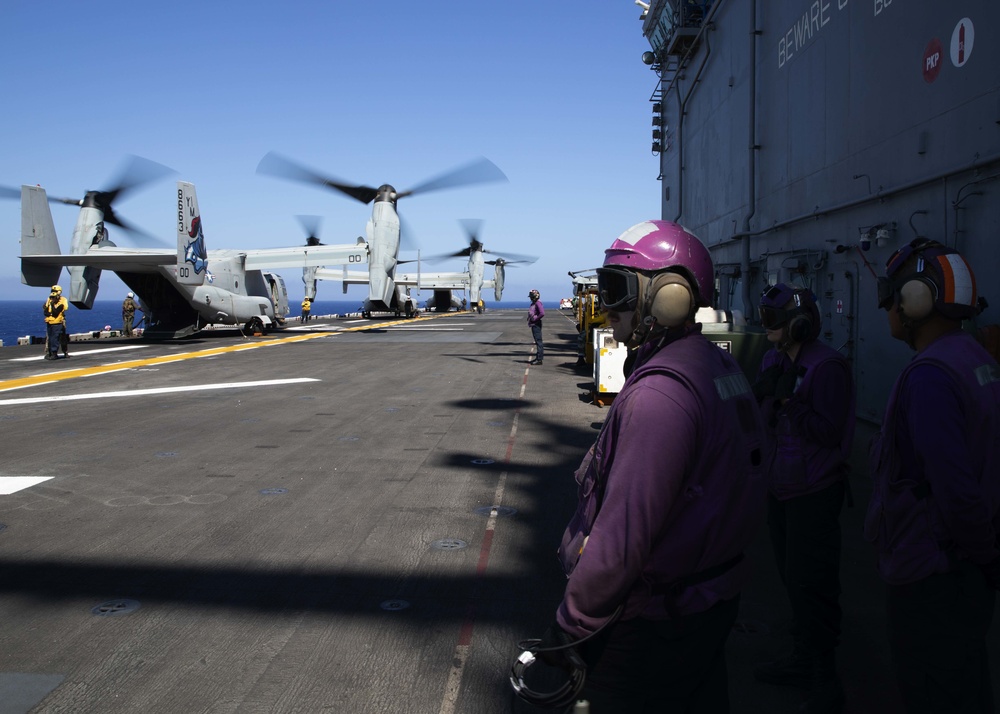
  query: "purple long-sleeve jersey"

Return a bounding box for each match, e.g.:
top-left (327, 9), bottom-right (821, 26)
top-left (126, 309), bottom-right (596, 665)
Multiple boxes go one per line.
top-left (896, 363), bottom-right (999, 566)
top-left (866, 330), bottom-right (1000, 583)
top-left (556, 327), bottom-right (766, 637)
top-left (758, 342), bottom-right (856, 499)
top-left (527, 301), bottom-right (544, 326)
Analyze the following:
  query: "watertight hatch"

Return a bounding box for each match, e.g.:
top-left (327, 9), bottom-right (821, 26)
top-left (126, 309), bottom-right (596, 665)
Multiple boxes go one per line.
top-left (91, 599), bottom-right (141, 617)
top-left (380, 599), bottom-right (410, 612)
top-left (474, 505), bottom-right (517, 517)
top-left (431, 539), bottom-right (468, 551)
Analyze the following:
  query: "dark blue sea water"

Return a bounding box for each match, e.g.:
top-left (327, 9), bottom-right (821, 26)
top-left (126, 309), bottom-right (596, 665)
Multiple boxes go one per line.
top-left (0, 299), bottom-right (533, 348)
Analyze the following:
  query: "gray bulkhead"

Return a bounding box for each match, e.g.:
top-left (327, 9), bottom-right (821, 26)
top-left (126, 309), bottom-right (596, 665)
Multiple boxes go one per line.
top-left (644, 0), bottom-right (999, 421)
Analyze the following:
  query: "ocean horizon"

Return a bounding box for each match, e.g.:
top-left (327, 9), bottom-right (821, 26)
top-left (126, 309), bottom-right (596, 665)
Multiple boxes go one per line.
top-left (0, 299), bottom-right (538, 348)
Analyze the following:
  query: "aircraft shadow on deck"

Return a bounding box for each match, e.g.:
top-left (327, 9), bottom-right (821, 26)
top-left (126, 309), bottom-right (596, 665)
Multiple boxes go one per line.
top-left (0, 408), bottom-right (594, 621)
top-left (444, 397), bottom-right (536, 411)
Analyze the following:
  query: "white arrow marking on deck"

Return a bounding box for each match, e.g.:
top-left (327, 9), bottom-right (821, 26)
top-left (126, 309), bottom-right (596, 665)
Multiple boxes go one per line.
top-left (0, 378), bottom-right (319, 406)
top-left (0, 476), bottom-right (54, 494)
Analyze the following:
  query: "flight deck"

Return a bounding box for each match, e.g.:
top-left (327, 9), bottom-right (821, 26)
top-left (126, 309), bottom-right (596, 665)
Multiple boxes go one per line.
top-left (0, 309), bottom-right (996, 713)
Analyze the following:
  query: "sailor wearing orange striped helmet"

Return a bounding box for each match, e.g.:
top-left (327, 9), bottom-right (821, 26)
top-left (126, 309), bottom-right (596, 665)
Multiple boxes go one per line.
top-left (867, 238), bottom-right (1000, 713)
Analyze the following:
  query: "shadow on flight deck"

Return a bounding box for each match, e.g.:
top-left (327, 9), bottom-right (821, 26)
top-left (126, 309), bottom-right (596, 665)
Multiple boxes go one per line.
top-left (0, 403), bottom-right (597, 711)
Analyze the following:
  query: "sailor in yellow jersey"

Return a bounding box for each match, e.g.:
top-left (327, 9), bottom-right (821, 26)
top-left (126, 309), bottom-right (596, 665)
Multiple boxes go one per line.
top-left (43, 285), bottom-right (69, 360)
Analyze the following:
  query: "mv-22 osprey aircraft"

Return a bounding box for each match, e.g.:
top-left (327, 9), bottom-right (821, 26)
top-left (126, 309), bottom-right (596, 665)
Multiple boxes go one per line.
top-left (329, 219), bottom-right (538, 312)
top-left (256, 152), bottom-right (509, 317)
top-left (16, 158), bottom-right (368, 338)
top-left (417, 219), bottom-right (537, 311)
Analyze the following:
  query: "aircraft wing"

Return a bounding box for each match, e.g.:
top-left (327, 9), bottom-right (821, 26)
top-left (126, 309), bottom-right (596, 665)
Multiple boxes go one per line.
top-left (20, 248), bottom-right (174, 270)
top-left (392, 273), bottom-right (420, 288)
top-left (316, 268), bottom-right (368, 284)
top-left (325, 272), bottom-right (448, 290)
top-left (242, 244), bottom-right (367, 270)
top-left (400, 272), bottom-right (471, 290)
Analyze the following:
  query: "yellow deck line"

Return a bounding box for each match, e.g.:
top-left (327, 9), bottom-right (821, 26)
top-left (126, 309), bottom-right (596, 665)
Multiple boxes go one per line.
top-left (0, 314), bottom-right (446, 393)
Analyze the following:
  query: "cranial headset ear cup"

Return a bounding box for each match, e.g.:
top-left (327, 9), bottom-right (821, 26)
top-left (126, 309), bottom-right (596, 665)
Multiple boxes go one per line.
top-left (649, 274), bottom-right (694, 327)
top-left (788, 313), bottom-right (813, 343)
top-left (899, 277), bottom-right (935, 320)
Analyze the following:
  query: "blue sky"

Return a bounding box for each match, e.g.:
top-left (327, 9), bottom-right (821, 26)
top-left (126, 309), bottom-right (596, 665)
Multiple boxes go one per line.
top-left (1, 0), bottom-right (660, 305)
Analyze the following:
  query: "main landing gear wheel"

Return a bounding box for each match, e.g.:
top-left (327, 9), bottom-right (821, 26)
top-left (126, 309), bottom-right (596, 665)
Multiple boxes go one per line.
top-left (245, 317), bottom-right (265, 335)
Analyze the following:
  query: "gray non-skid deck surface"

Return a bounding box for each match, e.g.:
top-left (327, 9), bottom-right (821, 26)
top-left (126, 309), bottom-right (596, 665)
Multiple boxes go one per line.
top-left (0, 309), bottom-right (996, 713)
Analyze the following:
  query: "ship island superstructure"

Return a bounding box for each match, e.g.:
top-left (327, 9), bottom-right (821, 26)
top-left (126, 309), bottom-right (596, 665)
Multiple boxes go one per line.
top-left (640, 0), bottom-right (998, 420)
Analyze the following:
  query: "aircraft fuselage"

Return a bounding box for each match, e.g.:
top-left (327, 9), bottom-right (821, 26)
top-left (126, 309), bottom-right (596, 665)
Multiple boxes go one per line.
top-left (155, 252), bottom-right (288, 330)
top-left (467, 248), bottom-right (484, 304)
top-left (365, 190), bottom-right (400, 311)
top-left (67, 201), bottom-right (107, 308)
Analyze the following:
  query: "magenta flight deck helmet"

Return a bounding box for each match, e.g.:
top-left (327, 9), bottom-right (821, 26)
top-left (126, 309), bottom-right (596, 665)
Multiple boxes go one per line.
top-left (597, 220), bottom-right (714, 340)
top-left (759, 283), bottom-right (821, 343)
top-left (877, 239), bottom-right (980, 322)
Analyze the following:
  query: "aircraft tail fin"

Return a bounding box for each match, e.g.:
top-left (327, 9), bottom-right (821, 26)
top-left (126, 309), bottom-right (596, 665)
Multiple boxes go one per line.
top-left (303, 267), bottom-right (318, 300)
top-left (177, 181), bottom-right (209, 285)
top-left (20, 185), bottom-right (63, 286)
top-left (379, 276), bottom-right (397, 308)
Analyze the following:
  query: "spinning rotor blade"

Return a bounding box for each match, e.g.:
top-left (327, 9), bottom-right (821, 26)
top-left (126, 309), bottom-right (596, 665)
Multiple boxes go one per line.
top-left (398, 213), bottom-right (419, 252)
top-left (433, 218), bottom-right (537, 265)
top-left (486, 257), bottom-right (535, 267)
top-left (424, 246), bottom-right (471, 262)
top-left (397, 157), bottom-right (508, 199)
top-left (458, 218), bottom-right (483, 245)
top-left (423, 219), bottom-right (485, 262)
top-left (484, 248), bottom-right (538, 265)
top-left (257, 152), bottom-right (378, 204)
top-left (95, 165), bottom-right (174, 246)
top-left (3, 155), bottom-right (173, 247)
top-left (1, 155), bottom-right (173, 211)
top-left (104, 155), bottom-right (176, 205)
top-left (87, 155), bottom-right (176, 232)
top-left (296, 214), bottom-right (324, 245)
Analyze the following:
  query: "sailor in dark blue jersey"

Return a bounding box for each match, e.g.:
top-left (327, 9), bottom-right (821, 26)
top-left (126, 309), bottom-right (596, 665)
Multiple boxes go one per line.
top-left (866, 239), bottom-right (1000, 714)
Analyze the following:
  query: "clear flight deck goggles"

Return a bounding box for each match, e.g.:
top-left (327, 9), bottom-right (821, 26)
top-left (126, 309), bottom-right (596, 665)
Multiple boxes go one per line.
top-left (596, 267), bottom-right (641, 311)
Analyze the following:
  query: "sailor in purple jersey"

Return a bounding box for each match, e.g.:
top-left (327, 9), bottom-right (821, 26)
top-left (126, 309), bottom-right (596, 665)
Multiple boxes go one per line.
top-left (527, 289), bottom-right (544, 364)
top-left (866, 239), bottom-right (1000, 714)
top-left (751, 283), bottom-right (855, 714)
top-left (539, 220), bottom-right (766, 712)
